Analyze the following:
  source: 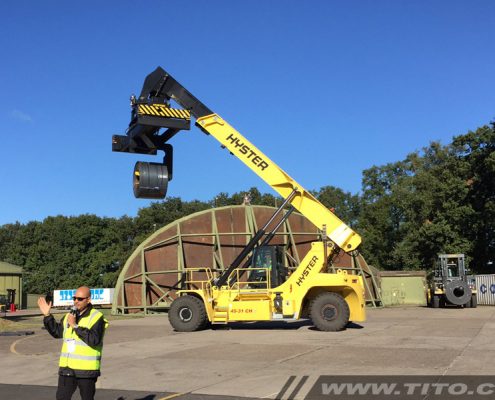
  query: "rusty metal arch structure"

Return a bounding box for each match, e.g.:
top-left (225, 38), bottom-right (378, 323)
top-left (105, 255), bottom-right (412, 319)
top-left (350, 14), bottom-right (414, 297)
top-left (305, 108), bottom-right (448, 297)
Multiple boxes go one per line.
top-left (112, 205), bottom-right (380, 314)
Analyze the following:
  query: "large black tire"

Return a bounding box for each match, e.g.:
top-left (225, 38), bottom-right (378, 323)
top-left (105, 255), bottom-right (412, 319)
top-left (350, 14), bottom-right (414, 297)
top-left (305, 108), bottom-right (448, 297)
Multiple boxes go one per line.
top-left (431, 295), bottom-right (440, 308)
top-left (168, 296), bottom-right (207, 332)
top-left (309, 292), bottom-right (350, 332)
top-left (445, 280), bottom-right (472, 306)
top-left (471, 294), bottom-right (478, 308)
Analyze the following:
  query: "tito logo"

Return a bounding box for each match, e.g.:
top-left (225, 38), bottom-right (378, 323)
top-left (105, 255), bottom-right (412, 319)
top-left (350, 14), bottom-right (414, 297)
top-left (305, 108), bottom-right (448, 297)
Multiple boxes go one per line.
top-left (225, 133), bottom-right (269, 171)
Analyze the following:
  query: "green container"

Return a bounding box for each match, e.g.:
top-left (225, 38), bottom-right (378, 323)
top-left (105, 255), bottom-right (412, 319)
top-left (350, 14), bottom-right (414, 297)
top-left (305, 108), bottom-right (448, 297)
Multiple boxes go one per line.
top-left (380, 273), bottom-right (427, 307)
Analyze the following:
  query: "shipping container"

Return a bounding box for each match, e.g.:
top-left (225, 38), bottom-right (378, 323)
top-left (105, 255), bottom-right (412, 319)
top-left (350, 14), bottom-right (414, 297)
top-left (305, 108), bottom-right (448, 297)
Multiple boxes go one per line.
top-left (475, 274), bottom-right (495, 306)
top-left (379, 271), bottom-right (427, 307)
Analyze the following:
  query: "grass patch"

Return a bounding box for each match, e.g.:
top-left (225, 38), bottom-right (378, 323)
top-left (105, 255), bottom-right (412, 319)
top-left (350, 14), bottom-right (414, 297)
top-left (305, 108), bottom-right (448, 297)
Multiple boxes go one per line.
top-left (0, 316), bottom-right (42, 332)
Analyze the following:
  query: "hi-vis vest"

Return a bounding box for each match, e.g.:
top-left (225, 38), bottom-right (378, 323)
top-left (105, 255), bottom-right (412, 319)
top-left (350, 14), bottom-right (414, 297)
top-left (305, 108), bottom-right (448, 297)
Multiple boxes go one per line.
top-left (59, 308), bottom-right (109, 371)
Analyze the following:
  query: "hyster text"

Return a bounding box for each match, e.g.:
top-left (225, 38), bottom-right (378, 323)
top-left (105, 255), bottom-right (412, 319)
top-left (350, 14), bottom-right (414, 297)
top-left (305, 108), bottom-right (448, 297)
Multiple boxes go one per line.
top-left (225, 134), bottom-right (269, 171)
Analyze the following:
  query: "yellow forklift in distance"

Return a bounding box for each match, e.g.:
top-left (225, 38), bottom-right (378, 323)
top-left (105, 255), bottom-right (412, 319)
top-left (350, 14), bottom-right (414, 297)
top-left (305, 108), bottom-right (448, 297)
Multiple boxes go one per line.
top-left (113, 67), bottom-right (366, 331)
top-left (428, 254), bottom-right (477, 308)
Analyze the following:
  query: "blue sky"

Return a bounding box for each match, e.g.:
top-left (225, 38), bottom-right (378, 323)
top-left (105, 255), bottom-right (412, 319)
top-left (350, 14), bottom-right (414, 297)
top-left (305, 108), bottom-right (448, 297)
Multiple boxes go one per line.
top-left (1, 1), bottom-right (494, 225)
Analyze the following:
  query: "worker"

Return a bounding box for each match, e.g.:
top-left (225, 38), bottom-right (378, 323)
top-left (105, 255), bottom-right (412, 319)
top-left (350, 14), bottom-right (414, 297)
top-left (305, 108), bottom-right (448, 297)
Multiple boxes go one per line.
top-left (37, 286), bottom-right (109, 400)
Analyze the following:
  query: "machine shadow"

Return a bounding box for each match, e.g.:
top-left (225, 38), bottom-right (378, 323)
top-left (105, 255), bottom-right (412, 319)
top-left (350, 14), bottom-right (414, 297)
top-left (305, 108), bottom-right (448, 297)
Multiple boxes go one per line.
top-left (210, 319), bottom-right (364, 331)
top-left (212, 319), bottom-right (312, 330)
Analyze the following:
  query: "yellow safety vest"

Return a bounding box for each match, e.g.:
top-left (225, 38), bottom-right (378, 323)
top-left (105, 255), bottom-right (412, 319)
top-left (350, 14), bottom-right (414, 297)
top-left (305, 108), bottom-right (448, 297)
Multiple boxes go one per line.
top-left (59, 308), bottom-right (109, 371)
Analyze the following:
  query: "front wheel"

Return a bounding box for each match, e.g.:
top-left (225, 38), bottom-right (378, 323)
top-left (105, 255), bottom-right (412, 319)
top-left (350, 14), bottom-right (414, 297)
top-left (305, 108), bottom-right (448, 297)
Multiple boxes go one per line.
top-left (471, 294), bottom-right (477, 308)
top-left (168, 296), bottom-right (208, 332)
top-left (309, 292), bottom-right (350, 332)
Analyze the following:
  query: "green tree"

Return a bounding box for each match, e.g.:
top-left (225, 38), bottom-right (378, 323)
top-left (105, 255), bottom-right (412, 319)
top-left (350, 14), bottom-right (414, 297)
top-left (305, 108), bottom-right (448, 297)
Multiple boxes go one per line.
top-left (453, 124), bottom-right (495, 272)
top-left (359, 124), bottom-right (494, 273)
top-left (314, 185), bottom-right (361, 228)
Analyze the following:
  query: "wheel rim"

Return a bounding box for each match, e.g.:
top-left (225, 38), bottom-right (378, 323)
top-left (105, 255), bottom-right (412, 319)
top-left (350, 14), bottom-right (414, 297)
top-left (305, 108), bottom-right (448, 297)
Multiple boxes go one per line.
top-left (322, 304), bottom-right (338, 321)
top-left (179, 306), bottom-right (193, 322)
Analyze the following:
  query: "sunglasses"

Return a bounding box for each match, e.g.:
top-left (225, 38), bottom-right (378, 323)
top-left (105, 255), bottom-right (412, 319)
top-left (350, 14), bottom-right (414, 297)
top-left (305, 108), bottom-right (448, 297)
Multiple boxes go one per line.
top-left (72, 296), bottom-right (88, 301)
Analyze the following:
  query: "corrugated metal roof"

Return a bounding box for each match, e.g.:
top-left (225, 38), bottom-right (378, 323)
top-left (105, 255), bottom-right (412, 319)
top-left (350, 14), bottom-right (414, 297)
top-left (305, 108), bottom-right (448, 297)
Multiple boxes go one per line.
top-left (0, 261), bottom-right (23, 274)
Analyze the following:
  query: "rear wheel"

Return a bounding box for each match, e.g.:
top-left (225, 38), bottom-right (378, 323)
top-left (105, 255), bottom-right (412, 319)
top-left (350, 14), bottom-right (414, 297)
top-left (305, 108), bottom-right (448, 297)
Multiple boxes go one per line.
top-left (168, 296), bottom-right (207, 332)
top-left (431, 295), bottom-right (440, 308)
top-left (310, 292), bottom-right (350, 332)
top-left (439, 296), bottom-right (446, 308)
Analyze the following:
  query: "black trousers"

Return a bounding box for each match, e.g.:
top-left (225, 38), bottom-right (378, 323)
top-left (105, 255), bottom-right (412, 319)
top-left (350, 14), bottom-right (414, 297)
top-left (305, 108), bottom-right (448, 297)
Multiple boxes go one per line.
top-left (56, 375), bottom-right (97, 400)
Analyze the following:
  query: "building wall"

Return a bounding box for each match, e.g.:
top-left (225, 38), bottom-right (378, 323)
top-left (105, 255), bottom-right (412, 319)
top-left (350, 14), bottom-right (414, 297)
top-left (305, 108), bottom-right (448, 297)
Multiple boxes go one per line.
top-left (0, 273), bottom-right (23, 308)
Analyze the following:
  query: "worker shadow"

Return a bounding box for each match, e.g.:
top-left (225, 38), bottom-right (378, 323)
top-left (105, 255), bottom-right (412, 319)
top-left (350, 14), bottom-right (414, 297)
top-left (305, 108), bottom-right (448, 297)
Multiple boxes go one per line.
top-left (116, 395), bottom-right (165, 400)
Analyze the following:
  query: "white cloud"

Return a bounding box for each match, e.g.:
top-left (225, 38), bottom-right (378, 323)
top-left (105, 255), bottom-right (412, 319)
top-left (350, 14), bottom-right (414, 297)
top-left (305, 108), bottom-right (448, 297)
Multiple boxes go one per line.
top-left (11, 109), bottom-right (33, 123)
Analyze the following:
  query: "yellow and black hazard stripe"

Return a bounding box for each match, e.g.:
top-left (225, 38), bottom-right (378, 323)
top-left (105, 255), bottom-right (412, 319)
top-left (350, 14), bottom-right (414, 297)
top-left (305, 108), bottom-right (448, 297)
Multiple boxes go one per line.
top-left (137, 104), bottom-right (191, 120)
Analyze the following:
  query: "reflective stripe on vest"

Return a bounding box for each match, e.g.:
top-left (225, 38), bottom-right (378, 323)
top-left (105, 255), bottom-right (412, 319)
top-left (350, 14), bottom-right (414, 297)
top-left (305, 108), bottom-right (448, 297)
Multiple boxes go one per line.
top-left (59, 308), bottom-right (108, 371)
top-left (60, 353), bottom-right (102, 361)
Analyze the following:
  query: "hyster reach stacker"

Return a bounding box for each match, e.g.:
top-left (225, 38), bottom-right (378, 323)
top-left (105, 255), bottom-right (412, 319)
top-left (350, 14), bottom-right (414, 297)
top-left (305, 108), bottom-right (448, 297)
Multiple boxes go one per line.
top-left (112, 67), bottom-right (366, 331)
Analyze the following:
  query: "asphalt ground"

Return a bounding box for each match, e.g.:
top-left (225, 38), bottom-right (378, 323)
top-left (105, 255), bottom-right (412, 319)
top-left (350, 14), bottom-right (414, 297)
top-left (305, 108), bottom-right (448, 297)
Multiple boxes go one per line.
top-left (0, 384), bottom-right (254, 400)
top-left (1, 306), bottom-right (495, 399)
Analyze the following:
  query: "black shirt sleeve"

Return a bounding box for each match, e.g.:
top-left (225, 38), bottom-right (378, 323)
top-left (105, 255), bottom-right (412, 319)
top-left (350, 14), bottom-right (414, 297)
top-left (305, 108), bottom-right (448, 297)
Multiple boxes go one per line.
top-left (43, 314), bottom-right (65, 339)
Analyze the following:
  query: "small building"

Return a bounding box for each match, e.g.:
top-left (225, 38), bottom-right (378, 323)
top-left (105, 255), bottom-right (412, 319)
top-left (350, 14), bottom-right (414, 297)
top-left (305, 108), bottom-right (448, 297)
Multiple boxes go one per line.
top-left (0, 261), bottom-right (23, 309)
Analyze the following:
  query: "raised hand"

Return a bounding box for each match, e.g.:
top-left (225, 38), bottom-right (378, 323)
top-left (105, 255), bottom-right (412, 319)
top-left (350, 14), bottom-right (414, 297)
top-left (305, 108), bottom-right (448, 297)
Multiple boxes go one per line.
top-left (37, 297), bottom-right (52, 316)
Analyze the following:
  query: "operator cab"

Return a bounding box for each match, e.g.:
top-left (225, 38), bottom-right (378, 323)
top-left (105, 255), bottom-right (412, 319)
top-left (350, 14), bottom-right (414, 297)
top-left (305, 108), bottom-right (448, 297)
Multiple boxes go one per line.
top-left (447, 263), bottom-right (459, 278)
top-left (248, 245), bottom-right (287, 289)
top-left (437, 254), bottom-right (465, 281)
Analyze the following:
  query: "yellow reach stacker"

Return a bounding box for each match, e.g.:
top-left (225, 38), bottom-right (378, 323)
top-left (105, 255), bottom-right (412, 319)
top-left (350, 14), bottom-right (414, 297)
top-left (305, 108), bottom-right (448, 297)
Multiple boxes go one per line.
top-left (112, 67), bottom-right (366, 331)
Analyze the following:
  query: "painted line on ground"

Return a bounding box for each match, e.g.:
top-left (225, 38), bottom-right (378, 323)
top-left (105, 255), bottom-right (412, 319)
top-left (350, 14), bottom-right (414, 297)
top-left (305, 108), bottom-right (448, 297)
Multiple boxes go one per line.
top-left (9, 334), bottom-right (41, 355)
top-left (158, 392), bottom-right (188, 400)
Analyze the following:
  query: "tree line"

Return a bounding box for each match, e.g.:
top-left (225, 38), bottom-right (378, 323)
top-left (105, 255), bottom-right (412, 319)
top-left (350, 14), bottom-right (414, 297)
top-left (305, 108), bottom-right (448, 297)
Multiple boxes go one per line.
top-left (1, 123), bottom-right (493, 293)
